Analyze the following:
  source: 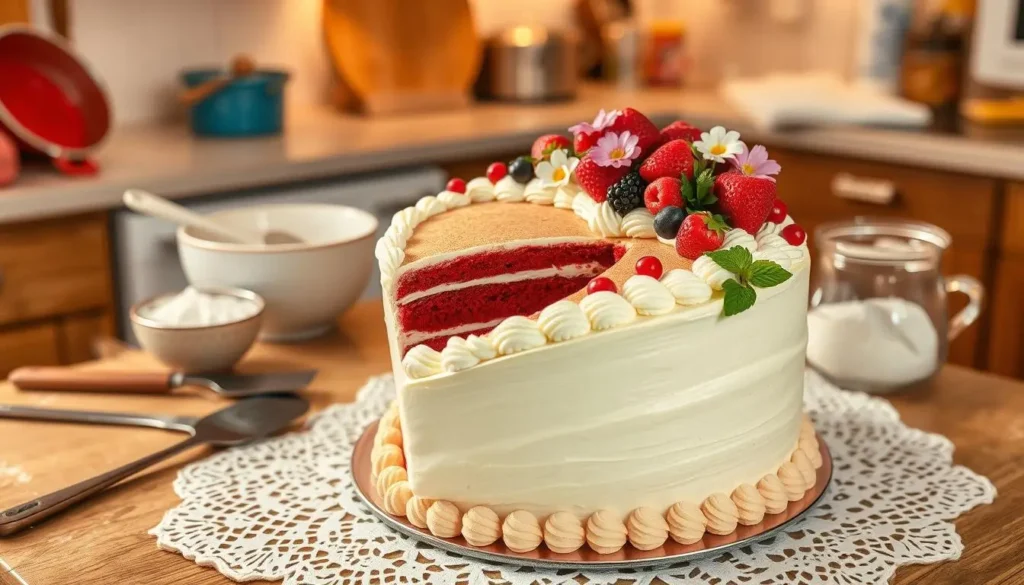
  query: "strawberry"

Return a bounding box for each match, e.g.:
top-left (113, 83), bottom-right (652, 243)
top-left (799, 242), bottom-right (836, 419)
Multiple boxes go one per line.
top-left (638, 139), bottom-right (695, 182)
top-left (531, 134), bottom-right (572, 161)
top-left (713, 172), bottom-right (777, 234)
top-left (660, 121), bottom-right (703, 144)
top-left (573, 132), bottom-right (601, 156)
top-left (643, 177), bottom-right (683, 215)
top-left (575, 157), bottom-right (629, 202)
top-left (606, 108), bottom-right (661, 155)
top-left (675, 212), bottom-right (727, 260)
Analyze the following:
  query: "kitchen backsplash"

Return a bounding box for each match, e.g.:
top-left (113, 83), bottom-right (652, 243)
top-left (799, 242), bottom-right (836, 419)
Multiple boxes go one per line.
top-left (67, 0), bottom-right (856, 126)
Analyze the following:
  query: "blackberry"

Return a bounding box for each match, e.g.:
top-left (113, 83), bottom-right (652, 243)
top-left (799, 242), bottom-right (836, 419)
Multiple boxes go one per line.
top-left (606, 170), bottom-right (647, 216)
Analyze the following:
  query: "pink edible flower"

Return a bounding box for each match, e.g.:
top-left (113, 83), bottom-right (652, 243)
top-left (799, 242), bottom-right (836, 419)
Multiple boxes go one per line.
top-left (730, 144), bottom-right (781, 182)
top-left (568, 109), bottom-right (621, 136)
top-left (590, 131), bottom-right (640, 168)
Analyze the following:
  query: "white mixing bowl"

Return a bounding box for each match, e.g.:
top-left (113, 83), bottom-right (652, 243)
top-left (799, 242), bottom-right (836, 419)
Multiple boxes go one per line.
top-left (177, 203), bottom-right (378, 342)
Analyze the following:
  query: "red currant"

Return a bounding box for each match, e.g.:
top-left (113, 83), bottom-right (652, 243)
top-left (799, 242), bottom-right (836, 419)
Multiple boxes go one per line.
top-left (635, 256), bottom-right (664, 280)
top-left (767, 199), bottom-right (788, 224)
top-left (486, 162), bottom-right (507, 183)
top-left (586, 276), bottom-right (617, 295)
top-left (781, 223), bottom-right (807, 246)
top-left (446, 178), bottom-right (466, 194)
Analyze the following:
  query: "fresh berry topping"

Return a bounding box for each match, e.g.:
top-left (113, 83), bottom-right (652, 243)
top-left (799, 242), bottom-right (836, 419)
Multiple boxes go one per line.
top-left (644, 177), bottom-right (683, 215)
top-left (574, 132), bottom-right (601, 156)
top-left (639, 139), bottom-right (695, 183)
top-left (781, 223), bottom-right (806, 246)
top-left (713, 172), bottom-right (777, 234)
top-left (445, 178), bottom-right (466, 194)
top-left (635, 256), bottom-right (664, 279)
top-left (587, 276), bottom-right (617, 295)
top-left (508, 156), bottom-right (535, 184)
top-left (486, 162), bottom-right (507, 183)
top-left (675, 212), bottom-right (728, 260)
top-left (654, 206), bottom-right (686, 239)
top-left (660, 120), bottom-right (703, 144)
top-left (606, 170), bottom-right (648, 216)
top-left (575, 157), bottom-right (630, 202)
top-left (767, 199), bottom-right (788, 224)
top-left (531, 134), bottom-right (572, 161)
top-left (606, 108), bottom-right (662, 156)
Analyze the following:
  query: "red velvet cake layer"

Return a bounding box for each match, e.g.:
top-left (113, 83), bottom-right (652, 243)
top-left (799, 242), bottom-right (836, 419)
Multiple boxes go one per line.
top-left (398, 275), bottom-right (592, 334)
top-left (396, 242), bottom-right (619, 299)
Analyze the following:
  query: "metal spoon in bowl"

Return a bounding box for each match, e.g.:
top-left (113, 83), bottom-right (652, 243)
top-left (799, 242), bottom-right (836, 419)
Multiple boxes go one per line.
top-left (123, 189), bottom-right (303, 246)
top-left (0, 394), bottom-right (309, 536)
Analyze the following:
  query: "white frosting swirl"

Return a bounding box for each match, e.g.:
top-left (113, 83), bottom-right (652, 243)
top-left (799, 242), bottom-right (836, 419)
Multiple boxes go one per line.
top-left (465, 177), bottom-right (496, 202)
top-left (691, 255), bottom-right (736, 291)
top-left (414, 195), bottom-right (446, 218)
top-left (572, 191), bottom-right (596, 217)
top-left (622, 208), bottom-right (656, 238)
top-left (721, 229), bottom-right (757, 252)
top-left (553, 187), bottom-right (577, 209)
top-left (589, 202), bottom-right (625, 237)
top-left (495, 176), bottom-right (526, 202)
top-left (524, 178), bottom-right (556, 205)
top-left (537, 300), bottom-right (590, 342)
top-left (657, 235), bottom-right (676, 247)
top-left (660, 269), bottom-right (713, 305)
top-left (756, 232), bottom-right (789, 250)
top-left (384, 222), bottom-right (411, 248)
top-left (402, 345), bottom-right (442, 379)
top-left (490, 316), bottom-right (546, 355)
top-left (464, 334), bottom-right (497, 361)
top-left (437, 190), bottom-right (471, 209)
top-left (579, 291), bottom-right (637, 330)
top-left (754, 246), bottom-right (804, 271)
top-left (392, 206), bottom-right (420, 232)
top-left (375, 239), bottom-right (405, 288)
top-left (622, 275), bottom-right (675, 315)
top-left (756, 216), bottom-right (794, 239)
top-left (440, 337), bottom-right (481, 372)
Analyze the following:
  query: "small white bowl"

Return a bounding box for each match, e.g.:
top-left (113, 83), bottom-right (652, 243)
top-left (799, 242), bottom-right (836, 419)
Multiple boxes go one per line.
top-left (130, 287), bottom-right (265, 373)
top-left (177, 203), bottom-right (378, 342)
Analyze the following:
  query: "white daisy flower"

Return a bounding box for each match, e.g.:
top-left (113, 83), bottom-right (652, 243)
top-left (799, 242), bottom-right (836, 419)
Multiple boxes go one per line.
top-left (693, 126), bottom-right (746, 163)
top-left (535, 148), bottom-right (580, 187)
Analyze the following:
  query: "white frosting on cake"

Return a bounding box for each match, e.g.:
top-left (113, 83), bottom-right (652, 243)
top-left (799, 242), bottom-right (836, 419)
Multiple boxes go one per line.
top-left (399, 270), bottom-right (809, 518)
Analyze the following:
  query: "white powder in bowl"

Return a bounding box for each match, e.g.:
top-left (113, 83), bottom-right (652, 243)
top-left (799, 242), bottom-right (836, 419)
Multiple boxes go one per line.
top-left (141, 287), bottom-right (260, 327)
top-left (807, 298), bottom-right (939, 389)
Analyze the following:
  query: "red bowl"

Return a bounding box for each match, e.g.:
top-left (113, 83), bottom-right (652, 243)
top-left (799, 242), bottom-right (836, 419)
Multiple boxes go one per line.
top-left (0, 25), bottom-right (110, 173)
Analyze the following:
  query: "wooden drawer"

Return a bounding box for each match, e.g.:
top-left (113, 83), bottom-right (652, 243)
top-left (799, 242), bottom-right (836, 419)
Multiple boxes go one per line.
top-left (1000, 182), bottom-right (1024, 256)
top-left (58, 311), bottom-right (115, 364)
top-left (0, 213), bottom-right (112, 327)
top-left (770, 147), bottom-right (997, 251)
top-left (987, 258), bottom-right (1024, 378)
top-left (0, 322), bottom-right (60, 378)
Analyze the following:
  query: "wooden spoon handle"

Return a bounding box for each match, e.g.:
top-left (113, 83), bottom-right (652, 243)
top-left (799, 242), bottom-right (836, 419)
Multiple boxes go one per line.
top-left (8, 367), bottom-right (173, 394)
top-left (179, 76), bottom-right (232, 106)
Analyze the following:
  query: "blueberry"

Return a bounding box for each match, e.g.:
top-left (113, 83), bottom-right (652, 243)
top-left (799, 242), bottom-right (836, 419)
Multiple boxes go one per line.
top-left (509, 156), bottom-right (535, 184)
top-left (654, 206), bottom-right (686, 239)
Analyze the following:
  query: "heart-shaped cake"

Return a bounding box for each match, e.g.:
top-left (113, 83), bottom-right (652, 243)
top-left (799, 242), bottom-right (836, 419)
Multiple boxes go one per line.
top-left (373, 109), bottom-right (816, 553)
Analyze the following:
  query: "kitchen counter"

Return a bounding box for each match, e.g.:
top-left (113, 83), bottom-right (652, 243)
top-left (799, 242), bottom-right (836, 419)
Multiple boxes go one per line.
top-left (3, 85), bottom-right (1024, 225)
top-left (0, 301), bottom-right (1020, 584)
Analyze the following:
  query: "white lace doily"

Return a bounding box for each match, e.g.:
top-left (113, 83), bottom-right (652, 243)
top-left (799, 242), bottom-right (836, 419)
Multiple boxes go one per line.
top-left (151, 372), bottom-right (996, 584)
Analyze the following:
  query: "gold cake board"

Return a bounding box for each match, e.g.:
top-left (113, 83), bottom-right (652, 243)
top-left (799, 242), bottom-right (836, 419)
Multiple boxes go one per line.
top-left (352, 420), bottom-right (833, 570)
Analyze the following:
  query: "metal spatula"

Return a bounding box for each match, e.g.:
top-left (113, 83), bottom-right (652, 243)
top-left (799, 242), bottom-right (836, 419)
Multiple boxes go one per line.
top-left (8, 367), bottom-right (317, 398)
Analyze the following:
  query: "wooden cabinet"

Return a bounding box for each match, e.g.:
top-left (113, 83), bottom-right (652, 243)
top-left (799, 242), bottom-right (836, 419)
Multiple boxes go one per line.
top-left (986, 182), bottom-right (1024, 377)
top-left (0, 213), bottom-right (114, 375)
top-left (770, 147), bottom-right (998, 368)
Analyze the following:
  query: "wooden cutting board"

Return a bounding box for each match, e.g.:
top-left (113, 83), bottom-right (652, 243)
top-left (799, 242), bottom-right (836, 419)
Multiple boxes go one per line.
top-left (323, 0), bottom-right (481, 115)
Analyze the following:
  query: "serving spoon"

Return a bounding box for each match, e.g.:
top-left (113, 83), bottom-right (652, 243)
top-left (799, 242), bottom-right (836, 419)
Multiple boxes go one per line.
top-left (123, 189), bottom-right (303, 246)
top-left (0, 394), bottom-right (309, 536)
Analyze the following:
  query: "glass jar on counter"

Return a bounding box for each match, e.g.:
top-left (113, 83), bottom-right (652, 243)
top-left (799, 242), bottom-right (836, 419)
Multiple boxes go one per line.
top-left (808, 218), bottom-right (983, 394)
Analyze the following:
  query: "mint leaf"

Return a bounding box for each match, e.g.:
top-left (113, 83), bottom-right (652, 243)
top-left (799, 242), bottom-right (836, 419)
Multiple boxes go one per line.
top-left (681, 175), bottom-right (695, 209)
top-left (705, 246), bottom-right (753, 275)
top-left (722, 279), bottom-right (757, 316)
top-left (748, 260), bottom-right (793, 288)
top-left (695, 169), bottom-right (714, 205)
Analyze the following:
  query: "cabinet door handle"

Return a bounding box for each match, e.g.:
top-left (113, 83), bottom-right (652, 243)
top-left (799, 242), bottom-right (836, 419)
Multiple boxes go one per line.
top-left (831, 173), bottom-right (896, 205)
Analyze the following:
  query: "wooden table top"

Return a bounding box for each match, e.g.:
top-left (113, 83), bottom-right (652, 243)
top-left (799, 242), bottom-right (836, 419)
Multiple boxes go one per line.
top-left (1, 301), bottom-right (1021, 585)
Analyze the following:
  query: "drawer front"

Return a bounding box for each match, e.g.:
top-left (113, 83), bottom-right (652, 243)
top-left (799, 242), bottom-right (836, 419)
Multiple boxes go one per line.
top-left (771, 147), bottom-right (997, 251)
top-left (1000, 182), bottom-right (1024, 256)
top-left (0, 214), bottom-right (112, 327)
top-left (0, 322), bottom-right (60, 378)
top-left (58, 311), bottom-right (115, 364)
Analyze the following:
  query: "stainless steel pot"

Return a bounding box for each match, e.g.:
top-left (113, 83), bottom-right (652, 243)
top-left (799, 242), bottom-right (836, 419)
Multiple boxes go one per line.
top-left (477, 26), bottom-right (578, 102)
